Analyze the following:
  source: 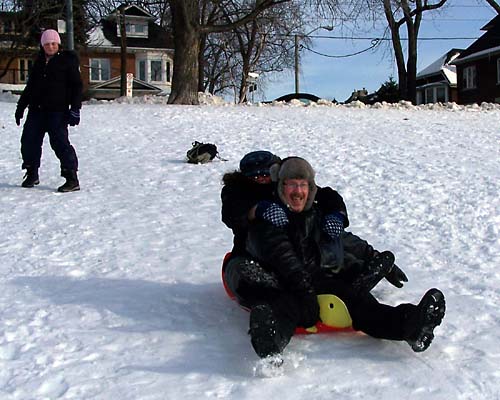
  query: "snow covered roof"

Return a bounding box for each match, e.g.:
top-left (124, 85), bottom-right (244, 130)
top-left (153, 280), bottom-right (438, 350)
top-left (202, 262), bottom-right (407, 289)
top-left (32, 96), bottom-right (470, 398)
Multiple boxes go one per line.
top-left (417, 50), bottom-right (461, 85)
top-left (87, 26), bottom-right (114, 47)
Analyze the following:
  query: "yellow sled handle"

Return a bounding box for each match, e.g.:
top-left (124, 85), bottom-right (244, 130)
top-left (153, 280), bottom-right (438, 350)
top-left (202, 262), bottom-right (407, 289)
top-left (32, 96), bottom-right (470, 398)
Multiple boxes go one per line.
top-left (305, 294), bottom-right (353, 333)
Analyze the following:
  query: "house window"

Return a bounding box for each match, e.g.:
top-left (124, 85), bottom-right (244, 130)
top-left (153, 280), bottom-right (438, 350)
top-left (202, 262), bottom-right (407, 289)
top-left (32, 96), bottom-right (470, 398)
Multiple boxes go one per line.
top-left (497, 58), bottom-right (500, 84)
top-left (90, 58), bottom-right (111, 81)
top-left (138, 60), bottom-right (146, 81)
top-left (463, 65), bottom-right (477, 89)
top-left (118, 22), bottom-right (148, 38)
top-left (136, 58), bottom-right (170, 83)
top-left (150, 60), bottom-right (162, 81)
top-left (436, 87), bottom-right (446, 103)
top-left (18, 58), bottom-right (33, 82)
top-left (425, 88), bottom-right (434, 103)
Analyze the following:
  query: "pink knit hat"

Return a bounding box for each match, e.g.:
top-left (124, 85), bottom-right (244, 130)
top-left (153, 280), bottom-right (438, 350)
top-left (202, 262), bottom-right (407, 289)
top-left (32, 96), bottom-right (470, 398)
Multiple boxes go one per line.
top-left (40, 29), bottom-right (61, 46)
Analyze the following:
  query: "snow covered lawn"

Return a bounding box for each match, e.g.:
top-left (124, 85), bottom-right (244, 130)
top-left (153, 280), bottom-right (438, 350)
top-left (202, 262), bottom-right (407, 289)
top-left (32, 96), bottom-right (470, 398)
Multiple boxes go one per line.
top-left (0, 97), bottom-right (499, 399)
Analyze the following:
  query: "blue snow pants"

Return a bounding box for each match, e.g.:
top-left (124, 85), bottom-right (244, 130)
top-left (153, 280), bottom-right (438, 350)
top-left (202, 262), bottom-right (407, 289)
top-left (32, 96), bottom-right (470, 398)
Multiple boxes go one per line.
top-left (21, 109), bottom-right (78, 171)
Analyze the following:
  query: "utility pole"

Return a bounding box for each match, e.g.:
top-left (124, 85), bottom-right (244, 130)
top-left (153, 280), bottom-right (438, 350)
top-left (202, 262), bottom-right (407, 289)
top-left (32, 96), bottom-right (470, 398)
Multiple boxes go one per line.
top-left (294, 34), bottom-right (300, 94)
top-left (66, 0), bottom-right (74, 50)
top-left (294, 26), bottom-right (333, 95)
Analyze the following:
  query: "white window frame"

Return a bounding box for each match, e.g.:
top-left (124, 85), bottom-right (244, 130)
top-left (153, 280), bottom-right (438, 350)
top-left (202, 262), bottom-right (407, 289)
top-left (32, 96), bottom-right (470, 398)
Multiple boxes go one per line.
top-left (89, 58), bottom-right (111, 82)
top-left (150, 60), bottom-right (162, 82)
top-left (18, 58), bottom-right (33, 83)
top-left (420, 85), bottom-right (448, 104)
top-left (136, 56), bottom-right (172, 84)
top-left (463, 65), bottom-right (477, 90)
top-left (116, 19), bottom-right (148, 38)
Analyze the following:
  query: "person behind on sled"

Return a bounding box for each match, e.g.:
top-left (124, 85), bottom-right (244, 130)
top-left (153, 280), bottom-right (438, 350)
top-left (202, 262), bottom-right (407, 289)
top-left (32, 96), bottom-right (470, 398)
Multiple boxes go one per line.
top-left (235, 156), bottom-right (446, 360)
top-left (221, 151), bottom-right (408, 310)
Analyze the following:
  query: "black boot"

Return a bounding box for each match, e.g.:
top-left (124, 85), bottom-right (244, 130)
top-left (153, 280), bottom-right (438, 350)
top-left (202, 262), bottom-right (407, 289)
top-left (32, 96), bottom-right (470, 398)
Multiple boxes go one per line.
top-left (249, 304), bottom-right (288, 360)
top-left (405, 288), bottom-right (446, 352)
top-left (22, 168), bottom-right (40, 188)
top-left (352, 251), bottom-right (395, 293)
top-left (58, 169), bottom-right (80, 192)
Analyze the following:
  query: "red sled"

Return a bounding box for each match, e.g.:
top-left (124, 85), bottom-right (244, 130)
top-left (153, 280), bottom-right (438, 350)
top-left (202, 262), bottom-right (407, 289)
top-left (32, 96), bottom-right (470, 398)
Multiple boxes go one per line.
top-left (222, 252), bottom-right (354, 334)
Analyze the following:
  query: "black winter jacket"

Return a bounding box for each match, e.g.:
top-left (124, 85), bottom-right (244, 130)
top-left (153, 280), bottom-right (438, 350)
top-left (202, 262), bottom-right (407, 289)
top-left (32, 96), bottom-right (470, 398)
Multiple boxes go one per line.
top-left (221, 171), bottom-right (349, 257)
top-left (246, 202), bottom-right (377, 296)
top-left (221, 172), bottom-right (276, 256)
top-left (246, 205), bottom-right (328, 295)
top-left (17, 50), bottom-right (82, 112)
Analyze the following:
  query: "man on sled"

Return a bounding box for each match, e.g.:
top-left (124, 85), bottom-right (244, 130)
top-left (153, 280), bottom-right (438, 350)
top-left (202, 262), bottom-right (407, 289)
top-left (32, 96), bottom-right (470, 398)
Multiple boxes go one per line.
top-left (221, 154), bottom-right (445, 361)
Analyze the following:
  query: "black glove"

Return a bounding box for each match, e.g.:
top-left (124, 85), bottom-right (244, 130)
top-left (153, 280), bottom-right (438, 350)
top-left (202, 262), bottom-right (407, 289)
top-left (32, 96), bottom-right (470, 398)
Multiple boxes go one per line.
top-left (68, 109), bottom-right (80, 126)
top-left (316, 187), bottom-right (349, 227)
top-left (385, 264), bottom-right (408, 288)
top-left (15, 107), bottom-right (24, 126)
top-left (298, 293), bottom-right (320, 328)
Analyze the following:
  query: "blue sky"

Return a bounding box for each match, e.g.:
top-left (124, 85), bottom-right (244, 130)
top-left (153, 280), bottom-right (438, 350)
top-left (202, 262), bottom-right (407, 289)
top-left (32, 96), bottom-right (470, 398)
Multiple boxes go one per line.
top-left (259, 2), bottom-right (497, 102)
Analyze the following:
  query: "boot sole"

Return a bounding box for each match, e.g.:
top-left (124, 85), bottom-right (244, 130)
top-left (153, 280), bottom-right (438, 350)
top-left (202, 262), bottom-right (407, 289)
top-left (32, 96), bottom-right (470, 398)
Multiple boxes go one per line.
top-left (57, 185), bottom-right (80, 193)
top-left (409, 288), bottom-right (446, 352)
top-left (22, 180), bottom-right (40, 188)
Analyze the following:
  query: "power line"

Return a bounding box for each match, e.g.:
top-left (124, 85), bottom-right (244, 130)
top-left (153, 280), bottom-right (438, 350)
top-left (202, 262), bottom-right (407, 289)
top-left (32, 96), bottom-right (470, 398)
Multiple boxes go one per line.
top-left (301, 39), bottom-right (381, 58)
top-left (294, 34), bottom-right (480, 41)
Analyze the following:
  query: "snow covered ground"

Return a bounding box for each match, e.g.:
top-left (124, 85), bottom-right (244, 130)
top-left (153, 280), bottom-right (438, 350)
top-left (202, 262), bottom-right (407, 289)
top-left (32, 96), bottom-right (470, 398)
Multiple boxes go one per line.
top-left (0, 95), bottom-right (499, 399)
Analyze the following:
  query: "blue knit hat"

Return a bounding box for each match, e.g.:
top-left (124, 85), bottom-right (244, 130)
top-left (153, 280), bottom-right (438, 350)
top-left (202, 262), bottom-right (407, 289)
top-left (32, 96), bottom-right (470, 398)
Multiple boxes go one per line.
top-left (240, 151), bottom-right (281, 177)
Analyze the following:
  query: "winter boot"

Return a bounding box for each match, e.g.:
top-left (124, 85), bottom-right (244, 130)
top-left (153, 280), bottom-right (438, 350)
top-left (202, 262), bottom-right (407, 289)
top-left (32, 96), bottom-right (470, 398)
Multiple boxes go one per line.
top-left (58, 169), bottom-right (80, 193)
top-left (249, 304), bottom-right (287, 359)
top-left (352, 251), bottom-right (395, 293)
top-left (405, 288), bottom-right (446, 352)
top-left (21, 168), bottom-right (40, 188)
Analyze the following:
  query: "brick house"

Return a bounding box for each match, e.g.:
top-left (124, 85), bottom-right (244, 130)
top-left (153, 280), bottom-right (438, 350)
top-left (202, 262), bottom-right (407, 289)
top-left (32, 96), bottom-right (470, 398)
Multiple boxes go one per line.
top-left (0, 11), bottom-right (38, 92)
top-left (0, 4), bottom-right (174, 100)
top-left (416, 49), bottom-right (462, 105)
top-left (81, 4), bottom-right (174, 99)
top-left (451, 15), bottom-right (500, 104)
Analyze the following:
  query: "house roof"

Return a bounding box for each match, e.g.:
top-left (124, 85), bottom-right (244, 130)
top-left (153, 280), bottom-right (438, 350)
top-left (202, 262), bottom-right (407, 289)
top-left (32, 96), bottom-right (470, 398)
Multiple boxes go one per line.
top-left (417, 49), bottom-right (462, 85)
top-left (90, 76), bottom-right (162, 92)
top-left (107, 4), bottom-right (155, 20)
top-left (86, 3), bottom-right (173, 50)
top-left (87, 19), bottom-right (173, 50)
top-left (452, 14), bottom-right (500, 64)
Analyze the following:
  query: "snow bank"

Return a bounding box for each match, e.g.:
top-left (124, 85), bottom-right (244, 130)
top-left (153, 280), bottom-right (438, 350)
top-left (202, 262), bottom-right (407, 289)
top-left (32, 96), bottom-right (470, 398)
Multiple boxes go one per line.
top-left (3, 88), bottom-right (498, 111)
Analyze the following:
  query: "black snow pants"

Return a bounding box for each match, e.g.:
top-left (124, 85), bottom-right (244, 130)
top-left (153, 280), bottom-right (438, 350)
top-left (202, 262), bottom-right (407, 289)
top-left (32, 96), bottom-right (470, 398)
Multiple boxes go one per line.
top-left (224, 254), bottom-right (416, 344)
top-left (21, 109), bottom-right (78, 171)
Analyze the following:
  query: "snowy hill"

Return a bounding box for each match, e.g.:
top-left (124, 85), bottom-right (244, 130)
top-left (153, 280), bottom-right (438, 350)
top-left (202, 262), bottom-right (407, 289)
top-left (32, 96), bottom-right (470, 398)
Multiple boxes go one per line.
top-left (0, 97), bottom-right (499, 399)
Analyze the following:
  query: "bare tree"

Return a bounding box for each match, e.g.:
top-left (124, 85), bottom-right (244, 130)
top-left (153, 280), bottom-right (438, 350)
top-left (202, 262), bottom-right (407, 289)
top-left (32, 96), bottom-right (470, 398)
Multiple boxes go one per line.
top-left (197, 1), bottom-right (302, 102)
top-left (379, 0), bottom-right (448, 103)
top-left (0, 0), bottom-right (86, 80)
top-left (166, 0), bottom-right (291, 105)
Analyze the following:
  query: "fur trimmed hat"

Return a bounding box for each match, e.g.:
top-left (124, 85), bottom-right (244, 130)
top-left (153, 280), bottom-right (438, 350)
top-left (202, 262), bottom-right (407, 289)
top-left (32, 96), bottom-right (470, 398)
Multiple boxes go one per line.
top-left (270, 156), bottom-right (317, 211)
top-left (41, 29), bottom-right (61, 46)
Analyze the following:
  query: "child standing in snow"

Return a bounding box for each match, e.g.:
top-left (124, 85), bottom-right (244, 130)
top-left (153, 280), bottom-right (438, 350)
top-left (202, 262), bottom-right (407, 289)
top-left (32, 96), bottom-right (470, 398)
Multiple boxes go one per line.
top-left (15, 29), bottom-right (82, 192)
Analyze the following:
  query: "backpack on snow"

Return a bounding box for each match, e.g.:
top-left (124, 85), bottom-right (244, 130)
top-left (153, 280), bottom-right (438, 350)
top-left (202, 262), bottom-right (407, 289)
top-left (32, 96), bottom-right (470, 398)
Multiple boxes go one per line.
top-left (186, 141), bottom-right (219, 164)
